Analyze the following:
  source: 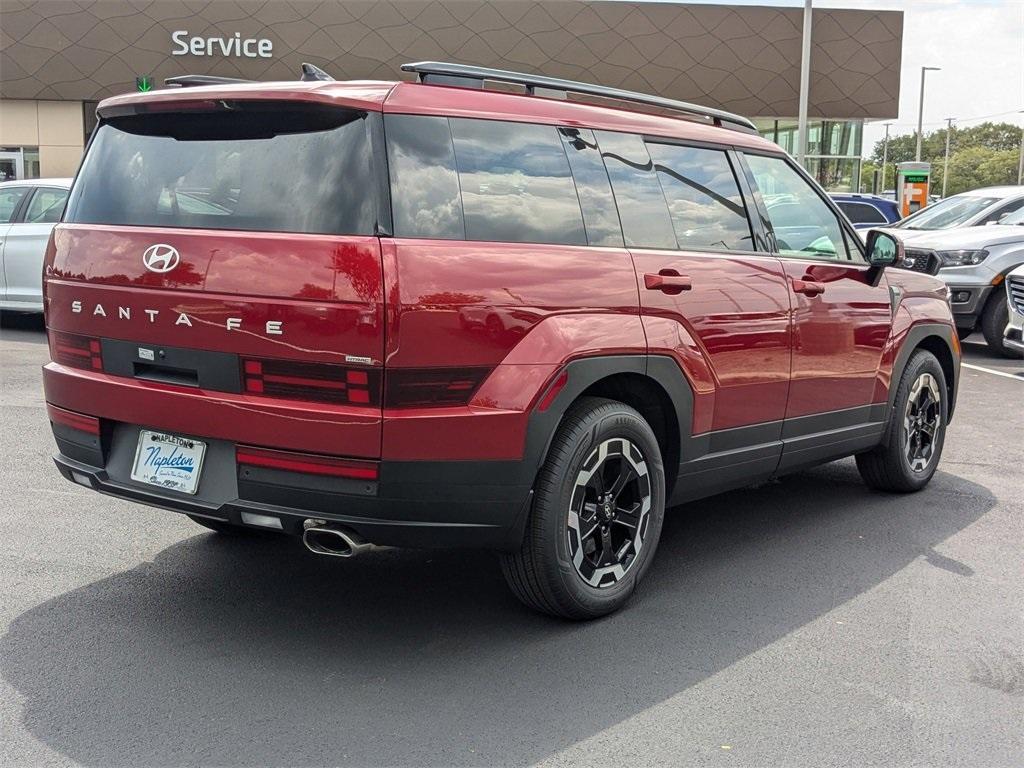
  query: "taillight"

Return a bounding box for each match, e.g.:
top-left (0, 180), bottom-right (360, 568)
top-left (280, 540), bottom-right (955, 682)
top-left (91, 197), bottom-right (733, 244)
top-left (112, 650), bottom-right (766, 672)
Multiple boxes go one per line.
top-left (241, 358), bottom-right (380, 406)
top-left (51, 332), bottom-right (102, 371)
top-left (384, 367), bottom-right (490, 408)
top-left (46, 404), bottom-right (100, 435)
top-left (236, 445), bottom-right (378, 480)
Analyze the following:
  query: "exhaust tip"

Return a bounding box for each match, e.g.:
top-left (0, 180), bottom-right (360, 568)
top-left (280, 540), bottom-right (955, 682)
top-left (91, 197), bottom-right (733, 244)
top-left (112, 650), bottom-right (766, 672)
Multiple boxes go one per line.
top-left (301, 523), bottom-right (369, 558)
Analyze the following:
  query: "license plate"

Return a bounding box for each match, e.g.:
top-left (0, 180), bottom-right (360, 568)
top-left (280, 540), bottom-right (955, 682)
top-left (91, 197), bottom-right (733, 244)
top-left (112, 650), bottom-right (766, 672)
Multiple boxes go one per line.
top-left (130, 430), bottom-right (206, 495)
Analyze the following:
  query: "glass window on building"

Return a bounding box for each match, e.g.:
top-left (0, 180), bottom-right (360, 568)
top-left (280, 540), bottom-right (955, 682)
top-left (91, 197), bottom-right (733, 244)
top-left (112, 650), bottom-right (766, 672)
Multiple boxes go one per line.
top-left (754, 118), bottom-right (864, 193)
top-left (0, 146), bottom-right (40, 181)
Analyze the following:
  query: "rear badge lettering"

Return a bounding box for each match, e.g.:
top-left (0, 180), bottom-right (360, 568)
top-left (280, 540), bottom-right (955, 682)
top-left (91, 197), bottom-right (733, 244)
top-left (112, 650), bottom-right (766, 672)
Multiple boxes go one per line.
top-left (138, 347), bottom-right (155, 361)
top-left (68, 301), bottom-right (284, 337)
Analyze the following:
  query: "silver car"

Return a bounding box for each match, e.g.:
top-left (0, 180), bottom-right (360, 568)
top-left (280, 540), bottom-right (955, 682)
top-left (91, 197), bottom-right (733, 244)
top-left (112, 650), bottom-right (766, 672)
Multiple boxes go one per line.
top-left (0, 178), bottom-right (72, 313)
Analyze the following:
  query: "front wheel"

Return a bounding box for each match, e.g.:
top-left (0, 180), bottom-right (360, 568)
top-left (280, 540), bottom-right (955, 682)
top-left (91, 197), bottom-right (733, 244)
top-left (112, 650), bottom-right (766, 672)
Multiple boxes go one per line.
top-left (981, 292), bottom-right (1023, 358)
top-left (501, 397), bottom-right (665, 620)
top-left (856, 350), bottom-right (947, 492)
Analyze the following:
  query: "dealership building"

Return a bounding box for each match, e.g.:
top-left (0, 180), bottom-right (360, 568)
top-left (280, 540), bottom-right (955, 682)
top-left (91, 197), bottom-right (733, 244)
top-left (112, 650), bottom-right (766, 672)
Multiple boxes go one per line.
top-left (0, 0), bottom-right (902, 190)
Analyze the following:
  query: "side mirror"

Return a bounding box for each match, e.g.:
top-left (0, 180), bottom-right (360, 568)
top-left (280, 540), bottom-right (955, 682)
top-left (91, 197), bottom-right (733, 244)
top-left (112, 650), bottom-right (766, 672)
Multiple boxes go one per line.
top-left (864, 229), bottom-right (902, 286)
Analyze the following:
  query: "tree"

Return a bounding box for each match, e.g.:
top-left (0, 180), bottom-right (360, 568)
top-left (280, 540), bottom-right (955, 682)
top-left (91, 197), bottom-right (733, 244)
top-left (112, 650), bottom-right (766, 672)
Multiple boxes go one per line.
top-left (867, 122), bottom-right (1022, 196)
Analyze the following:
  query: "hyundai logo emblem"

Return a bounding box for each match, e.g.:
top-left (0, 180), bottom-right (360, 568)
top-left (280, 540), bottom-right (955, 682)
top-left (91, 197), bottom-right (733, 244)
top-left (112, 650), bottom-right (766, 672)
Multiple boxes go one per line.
top-left (142, 243), bottom-right (180, 273)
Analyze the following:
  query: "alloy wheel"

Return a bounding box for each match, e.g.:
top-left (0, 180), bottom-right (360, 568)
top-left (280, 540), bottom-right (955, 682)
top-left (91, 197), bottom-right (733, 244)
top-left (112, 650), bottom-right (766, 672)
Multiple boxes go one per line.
top-left (567, 438), bottom-right (652, 588)
top-left (903, 372), bottom-right (942, 473)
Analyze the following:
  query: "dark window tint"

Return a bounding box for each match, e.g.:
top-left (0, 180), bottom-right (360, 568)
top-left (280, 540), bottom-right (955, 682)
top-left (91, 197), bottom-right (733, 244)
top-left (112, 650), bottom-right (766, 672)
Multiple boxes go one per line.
top-left (66, 104), bottom-right (375, 235)
top-left (0, 186), bottom-right (29, 223)
top-left (647, 143), bottom-right (752, 251)
top-left (386, 114), bottom-right (465, 239)
top-left (836, 201), bottom-right (886, 224)
top-left (450, 118), bottom-right (585, 245)
top-left (595, 131), bottom-right (676, 249)
top-left (25, 187), bottom-right (69, 224)
top-left (745, 154), bottom-right (849, 261)
top-left (558, 127), bottom-right (623, 247)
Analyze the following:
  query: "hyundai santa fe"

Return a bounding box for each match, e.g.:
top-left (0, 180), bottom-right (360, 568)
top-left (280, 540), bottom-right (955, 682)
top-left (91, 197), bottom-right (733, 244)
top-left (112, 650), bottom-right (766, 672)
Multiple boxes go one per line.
top-left (43, 62), bottom-right (960, 619)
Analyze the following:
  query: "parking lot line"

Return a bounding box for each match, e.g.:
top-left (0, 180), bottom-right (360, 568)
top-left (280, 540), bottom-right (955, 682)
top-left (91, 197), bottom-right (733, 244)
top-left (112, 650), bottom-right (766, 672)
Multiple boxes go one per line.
top-left (961, 362), bottom-right (1024, 381)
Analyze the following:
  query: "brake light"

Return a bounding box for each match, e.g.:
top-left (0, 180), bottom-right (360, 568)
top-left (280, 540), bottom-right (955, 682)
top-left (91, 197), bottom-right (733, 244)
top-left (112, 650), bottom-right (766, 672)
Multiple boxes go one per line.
top-left (51, 332), bottom-right (102, 371)
top-left (384, 368), bottom-right (490, 408)
top-left (236, 446), bottom-right (378, 480)
top-left (46, 404), bottom-right (100, 435)
top-left (241, 358), bottom-right (380, 406)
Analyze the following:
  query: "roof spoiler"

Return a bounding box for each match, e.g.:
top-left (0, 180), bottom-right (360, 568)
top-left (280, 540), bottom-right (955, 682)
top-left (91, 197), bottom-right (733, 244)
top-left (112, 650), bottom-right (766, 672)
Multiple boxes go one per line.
top-left (164, 63), bottom-right (334, 89)
top-left (401, 60), bottom-right (758, 134)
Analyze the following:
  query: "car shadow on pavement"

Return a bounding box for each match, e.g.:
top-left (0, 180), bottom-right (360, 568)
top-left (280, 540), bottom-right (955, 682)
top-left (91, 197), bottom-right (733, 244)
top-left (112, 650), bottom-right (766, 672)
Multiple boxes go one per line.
top-left (1, 460), bottom-right (995, 767)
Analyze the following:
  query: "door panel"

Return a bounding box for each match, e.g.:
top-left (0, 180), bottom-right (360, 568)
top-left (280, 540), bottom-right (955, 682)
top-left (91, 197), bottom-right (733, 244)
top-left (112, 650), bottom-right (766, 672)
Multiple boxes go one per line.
top-left (779, 259), bottom-right (892, 418)
top-left (3, 221), bottom-right (53, 305)
top-left (633, 249), bottom-right (792, 432)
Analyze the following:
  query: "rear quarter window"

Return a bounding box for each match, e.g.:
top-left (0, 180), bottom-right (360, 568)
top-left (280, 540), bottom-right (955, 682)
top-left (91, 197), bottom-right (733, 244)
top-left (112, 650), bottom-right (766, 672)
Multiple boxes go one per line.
top-left (66, 104), bottom-right (376, 235)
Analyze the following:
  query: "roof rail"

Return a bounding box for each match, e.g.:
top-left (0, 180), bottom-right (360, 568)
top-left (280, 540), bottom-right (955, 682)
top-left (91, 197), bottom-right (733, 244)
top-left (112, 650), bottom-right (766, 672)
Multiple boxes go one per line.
top-left (164, 75), bottom-right (253, 88)
top-left (401, 61), bottom-right (758, 134)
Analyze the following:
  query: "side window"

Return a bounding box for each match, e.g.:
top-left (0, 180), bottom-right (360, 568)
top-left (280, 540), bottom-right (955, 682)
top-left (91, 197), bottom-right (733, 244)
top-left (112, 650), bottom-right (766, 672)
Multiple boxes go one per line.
top-left (745, 154), bottom-right (849, 261)
top-left (0, 186), bottom-right (29, 224)
top-left (595, 130), bottom-right (676, 249)
top-left (837, 201), bottom-right (886, 225)
top-left (983, 197), bottom-right (1024, 224)
top-left (24, 187), bottom-right (70, 224)
top-left (449, 118), bottom-right (586, 245)
top-left (558, 128), bottom-right (623, 247)
top-left (647, 143), bottom-right (754, 252)
top-left (385, 114), bottom-right (465, 239)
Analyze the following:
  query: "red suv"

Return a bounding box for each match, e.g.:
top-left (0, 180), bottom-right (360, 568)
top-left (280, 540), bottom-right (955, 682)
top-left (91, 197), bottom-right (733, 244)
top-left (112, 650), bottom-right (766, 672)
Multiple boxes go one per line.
top-left (43, 62), bottom-right (959, 619)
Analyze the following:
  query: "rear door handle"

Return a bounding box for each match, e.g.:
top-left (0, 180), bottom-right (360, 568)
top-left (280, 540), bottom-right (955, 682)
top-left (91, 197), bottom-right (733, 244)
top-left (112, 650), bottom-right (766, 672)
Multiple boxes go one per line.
top-left (792, 278), bottom-right (825, 297)
top-left (644, 272), bottom-right (692, 293)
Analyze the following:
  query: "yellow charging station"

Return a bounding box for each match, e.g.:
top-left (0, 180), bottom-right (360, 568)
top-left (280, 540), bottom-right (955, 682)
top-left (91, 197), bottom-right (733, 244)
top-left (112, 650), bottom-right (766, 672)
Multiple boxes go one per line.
top-left (896, 161), bottom-right (931, 217)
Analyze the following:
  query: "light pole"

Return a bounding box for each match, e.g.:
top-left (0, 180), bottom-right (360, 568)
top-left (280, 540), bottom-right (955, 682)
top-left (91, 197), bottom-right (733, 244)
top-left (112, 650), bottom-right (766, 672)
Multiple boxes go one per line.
top-left (915, 66), bottom-right (940, 161)
top-left (796, 0), bottom-right (812, 166)
top-left (942, 117), bottom-right (955, 198)
top-left (1017, 111), bottom-right (1023, 185)
top-left (881, 122), bottom-right (892, 194)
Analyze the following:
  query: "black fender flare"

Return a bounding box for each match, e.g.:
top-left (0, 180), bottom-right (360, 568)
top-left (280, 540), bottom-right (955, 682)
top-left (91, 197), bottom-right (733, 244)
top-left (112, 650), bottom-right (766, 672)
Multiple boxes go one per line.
top-left (884, 322), bottom-right (959, 438)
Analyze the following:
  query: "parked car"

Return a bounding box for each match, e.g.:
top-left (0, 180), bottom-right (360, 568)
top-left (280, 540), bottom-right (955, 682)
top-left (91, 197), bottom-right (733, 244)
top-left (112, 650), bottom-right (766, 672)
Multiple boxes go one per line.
top-left (889, 185), bottom-right (1024, 236)
top-left (42, 62), bottom-right (959, 619)
top-left (0, 178), bottom-right (72, 312)
top-left (894, 206), bottom-right (1024, 356)
top-left (830, 193), bottom-right (902, 230)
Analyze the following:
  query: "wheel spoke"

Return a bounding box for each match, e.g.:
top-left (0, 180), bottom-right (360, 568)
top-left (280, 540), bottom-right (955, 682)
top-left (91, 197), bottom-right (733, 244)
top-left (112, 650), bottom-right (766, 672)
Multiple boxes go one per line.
top-left (607, 462), bottom-right (637, 503)
top-left (599, 526), bottom-right (616, 566)
top-left (615, 501), bottom-right (642, 529)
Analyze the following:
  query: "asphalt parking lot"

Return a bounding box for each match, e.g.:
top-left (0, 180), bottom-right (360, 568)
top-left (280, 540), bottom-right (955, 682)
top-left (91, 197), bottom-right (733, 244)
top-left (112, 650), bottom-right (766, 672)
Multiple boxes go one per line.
top-left (1, 311), bottom-right (1021, 767)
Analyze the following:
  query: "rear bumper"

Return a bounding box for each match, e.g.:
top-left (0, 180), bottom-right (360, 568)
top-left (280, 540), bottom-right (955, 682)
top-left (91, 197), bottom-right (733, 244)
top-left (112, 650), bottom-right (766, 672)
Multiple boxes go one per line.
top-left (50, 418), bottom-right (534, 551)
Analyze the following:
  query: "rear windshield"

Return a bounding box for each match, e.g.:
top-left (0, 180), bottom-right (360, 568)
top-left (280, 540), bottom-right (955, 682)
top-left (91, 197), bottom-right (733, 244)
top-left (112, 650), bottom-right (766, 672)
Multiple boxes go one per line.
top-left (66, 103), bottom-right (375, 235)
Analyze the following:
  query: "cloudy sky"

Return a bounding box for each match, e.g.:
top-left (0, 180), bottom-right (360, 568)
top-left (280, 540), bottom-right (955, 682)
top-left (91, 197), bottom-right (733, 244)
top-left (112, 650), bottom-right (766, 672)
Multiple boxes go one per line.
top-left (681, 0), bottom-right (1024, 156)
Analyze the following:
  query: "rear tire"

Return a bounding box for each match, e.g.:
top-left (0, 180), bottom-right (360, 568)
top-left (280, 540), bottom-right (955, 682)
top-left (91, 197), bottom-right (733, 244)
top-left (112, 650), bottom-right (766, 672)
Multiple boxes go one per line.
top-left (187, 515), bottom-right (258, 535)
top-left (981, 291), bottom-right (1022, 358)
top-left (501, 397), bottom-right (665, 620)
top-left (856, 350), bottom-right (947, 493)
